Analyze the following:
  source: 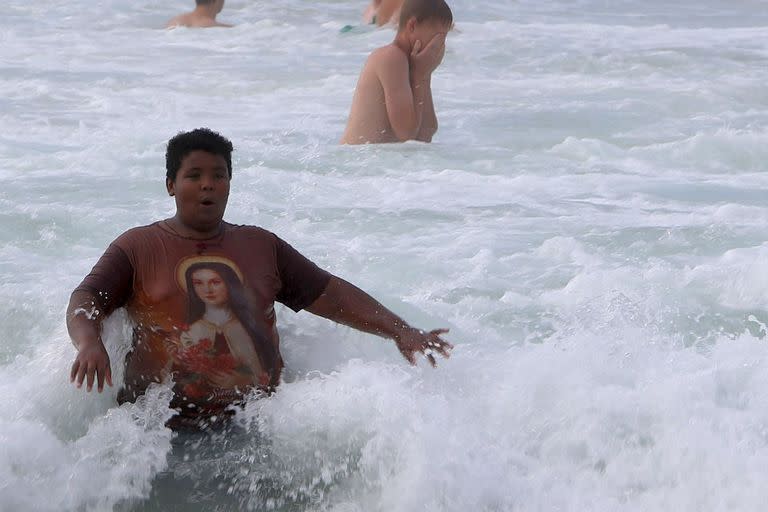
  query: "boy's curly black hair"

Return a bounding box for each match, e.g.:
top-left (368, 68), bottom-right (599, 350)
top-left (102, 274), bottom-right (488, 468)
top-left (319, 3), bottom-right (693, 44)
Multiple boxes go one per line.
top-left (165, 127), bottom-right (233, 181)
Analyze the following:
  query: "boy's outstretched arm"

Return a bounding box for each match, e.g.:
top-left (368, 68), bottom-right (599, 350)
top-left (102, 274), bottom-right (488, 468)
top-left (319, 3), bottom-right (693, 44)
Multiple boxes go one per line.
top-left (66, 244), bottom-right (132, 393)
top-left (305, 276), bottom-right (453, 366)
top-left (67, 290), bottom-right (113, 392)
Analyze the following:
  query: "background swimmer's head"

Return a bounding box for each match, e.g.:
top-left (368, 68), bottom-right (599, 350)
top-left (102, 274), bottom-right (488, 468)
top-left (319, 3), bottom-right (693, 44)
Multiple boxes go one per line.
top-left (166, 128), bottom-right (233, 182)
top-left (195, 0), bottom-right (225, 13)
top-left (398, 0), bottom-right (453, 33)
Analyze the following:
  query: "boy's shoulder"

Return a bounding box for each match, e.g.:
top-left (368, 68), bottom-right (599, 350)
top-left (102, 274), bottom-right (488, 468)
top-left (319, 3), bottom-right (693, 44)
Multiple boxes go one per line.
top-left (166, 13), bottom-right (190, 28)
top-left (368, 43), bottom-right (408, 67)
top-left (110, 222), bottom-right (165, 251)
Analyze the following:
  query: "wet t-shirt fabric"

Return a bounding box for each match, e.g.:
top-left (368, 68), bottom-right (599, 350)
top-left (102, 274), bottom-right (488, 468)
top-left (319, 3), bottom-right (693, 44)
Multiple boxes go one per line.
top-left (75, 221), bottom-right (331, 425)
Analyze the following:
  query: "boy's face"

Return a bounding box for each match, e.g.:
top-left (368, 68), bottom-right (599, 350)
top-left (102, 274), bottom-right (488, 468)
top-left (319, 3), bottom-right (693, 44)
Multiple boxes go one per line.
top-left (166, 150), bottom-right (230, 232)
top-left (409, 18), bottom-right (451, 48)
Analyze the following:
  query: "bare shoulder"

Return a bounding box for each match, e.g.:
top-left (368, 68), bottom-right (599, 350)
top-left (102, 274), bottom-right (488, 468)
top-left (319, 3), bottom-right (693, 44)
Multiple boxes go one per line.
top-left (370, 44), bottom-right (408, 64)
top-left (165, 16), bottom-right (182, 28)
top-left (166, 13), bottom-right (192, 28)
top-left (366, 45), bottom-right (409, 78)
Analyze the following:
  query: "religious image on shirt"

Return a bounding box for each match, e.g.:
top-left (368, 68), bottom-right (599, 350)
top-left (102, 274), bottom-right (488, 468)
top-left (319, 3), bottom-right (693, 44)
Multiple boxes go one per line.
top-left (169, 255), bottom-right (272, 401)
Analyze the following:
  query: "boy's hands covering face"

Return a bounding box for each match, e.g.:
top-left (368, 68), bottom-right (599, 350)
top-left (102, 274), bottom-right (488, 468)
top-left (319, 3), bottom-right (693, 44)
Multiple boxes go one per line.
top-left (410, 33), bottom-right (447, 77)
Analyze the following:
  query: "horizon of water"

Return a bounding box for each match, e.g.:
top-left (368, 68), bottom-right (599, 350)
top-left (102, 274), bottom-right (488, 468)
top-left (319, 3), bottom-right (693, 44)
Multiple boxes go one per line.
top-left (3, 0), bottom-right (768, 510)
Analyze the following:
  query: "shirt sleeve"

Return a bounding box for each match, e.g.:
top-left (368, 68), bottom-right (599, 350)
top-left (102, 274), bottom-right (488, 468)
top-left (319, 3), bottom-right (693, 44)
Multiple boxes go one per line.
top-left (73, 242), bottom-right (134, 316)
top-left (274, 236), bottom-right (331, 312)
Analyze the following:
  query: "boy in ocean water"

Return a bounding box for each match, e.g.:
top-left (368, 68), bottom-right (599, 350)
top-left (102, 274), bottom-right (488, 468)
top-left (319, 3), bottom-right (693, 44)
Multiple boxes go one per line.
top-left (341, 0), bottom-right (452, 145)
top-left (166, 0), bottom-right (232, 29)
top-left (67, 128), bottom-right (452, 430)
top-left (363, 0), bottom-right (404, 26)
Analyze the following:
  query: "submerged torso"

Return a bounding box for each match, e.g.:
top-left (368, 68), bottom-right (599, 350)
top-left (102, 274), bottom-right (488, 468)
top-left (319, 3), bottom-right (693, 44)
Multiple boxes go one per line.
top-left (76, 221), bottom-right (330, 427)
top-left (341, 48), bottom-right (401, 145)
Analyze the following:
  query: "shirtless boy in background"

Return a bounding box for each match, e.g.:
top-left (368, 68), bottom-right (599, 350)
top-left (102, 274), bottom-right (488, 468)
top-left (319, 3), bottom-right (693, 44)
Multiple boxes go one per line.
top-left (166, 0), bottom-right (232, 29)
top-left (363, 0), bottom-right (404, 27)
top-left (341, 0), bottom-right (452, 145)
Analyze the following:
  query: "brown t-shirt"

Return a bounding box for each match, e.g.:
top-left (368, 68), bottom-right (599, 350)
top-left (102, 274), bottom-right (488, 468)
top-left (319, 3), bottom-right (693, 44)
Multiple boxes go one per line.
top-left (75, 221), bottom-right (330, 424)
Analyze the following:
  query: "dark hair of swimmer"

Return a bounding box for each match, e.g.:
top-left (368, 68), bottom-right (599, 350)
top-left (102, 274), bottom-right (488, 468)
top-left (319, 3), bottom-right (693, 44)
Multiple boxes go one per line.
top-left (185, 261), bottom-right (279, 378)
top-left (195, 0), bottom-right (224, 11)
top-left (166, 127), bottom-right (233, 181)
top-left (398, 0), bottom-right (453, 27)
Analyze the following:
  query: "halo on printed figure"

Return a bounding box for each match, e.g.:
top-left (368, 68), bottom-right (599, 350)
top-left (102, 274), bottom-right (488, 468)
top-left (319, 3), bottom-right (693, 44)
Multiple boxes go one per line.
top-left (176, 255), bottom-right (244, 292)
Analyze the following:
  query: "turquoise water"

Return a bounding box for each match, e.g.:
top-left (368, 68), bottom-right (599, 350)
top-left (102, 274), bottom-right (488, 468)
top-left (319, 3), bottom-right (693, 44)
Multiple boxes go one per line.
top-left (2, 0), bottom-right (768, 510)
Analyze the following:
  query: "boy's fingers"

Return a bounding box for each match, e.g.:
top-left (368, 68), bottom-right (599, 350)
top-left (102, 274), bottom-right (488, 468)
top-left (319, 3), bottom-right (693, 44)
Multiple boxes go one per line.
top-left (76, 365), bottom-right (86, 388)
top-left (427, 33), bottom-right (443, 47)
top-left (70, 360), bottom-right (80, 383)
top-left (412, 39), bottom-right (422, 55)
top-left (97, 365), bottom-right (105, 392)
top-left (106, 364), bottom-right (113, 387)
top-left (86, 365), bottom-right (95, 392)
top-left (427, 329), bottom-right (453, 356)
top-left (434, 34), bottom-right (447, 53)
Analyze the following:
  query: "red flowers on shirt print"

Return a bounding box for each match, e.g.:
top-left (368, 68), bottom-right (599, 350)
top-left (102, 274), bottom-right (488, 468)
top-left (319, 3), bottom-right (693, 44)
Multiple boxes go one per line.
top-left (166, 323), bottom-right (269, 400)
top-left (175, 337), bottom-right (239, 375)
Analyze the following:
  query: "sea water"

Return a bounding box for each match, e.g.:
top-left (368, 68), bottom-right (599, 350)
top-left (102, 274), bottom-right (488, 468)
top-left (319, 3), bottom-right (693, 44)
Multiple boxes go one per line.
top-left (2, 0), bottom-right (768, 510)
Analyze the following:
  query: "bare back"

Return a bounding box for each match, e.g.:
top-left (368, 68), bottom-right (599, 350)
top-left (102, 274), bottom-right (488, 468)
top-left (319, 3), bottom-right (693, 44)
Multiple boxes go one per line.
top-left (341, 45), bottom-right (408, 145)
top-left (166, 12), bottom-right (231, 29)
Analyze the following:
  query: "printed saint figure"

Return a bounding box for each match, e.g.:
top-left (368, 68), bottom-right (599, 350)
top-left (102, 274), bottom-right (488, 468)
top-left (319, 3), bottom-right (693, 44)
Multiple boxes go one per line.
top-left (172, 259), bottom-right (274, 399)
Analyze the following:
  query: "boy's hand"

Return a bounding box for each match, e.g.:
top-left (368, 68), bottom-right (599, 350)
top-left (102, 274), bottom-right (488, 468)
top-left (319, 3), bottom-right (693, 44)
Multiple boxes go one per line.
top-left (410, 33), bottom-right (447, 77)
top-left (70, 340), bottom-right (113, 392)
top-left (393, 327), bottom-right (453, 367)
